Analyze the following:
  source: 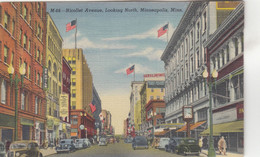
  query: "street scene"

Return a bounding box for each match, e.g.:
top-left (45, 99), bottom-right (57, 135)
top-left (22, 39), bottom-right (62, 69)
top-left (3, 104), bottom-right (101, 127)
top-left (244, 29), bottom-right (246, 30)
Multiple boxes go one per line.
top-left (0, 1), bottom-right (244, 157)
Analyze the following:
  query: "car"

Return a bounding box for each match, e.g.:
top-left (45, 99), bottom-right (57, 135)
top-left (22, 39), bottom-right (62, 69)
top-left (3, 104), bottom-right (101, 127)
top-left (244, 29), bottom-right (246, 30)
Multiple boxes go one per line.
top-left (171, 138), bottom-right (200, 156)
top-left (165, 137), bottom-right (182, 153)
top-left (157, 137), bottom-right (170, 149)
top-left (0, 142), bottom-right (6, 157)
top-left (132, 136), bottom-right (149, 150)
top-left (83, 138), bottom-right (91, 147)
top-left (56, 139), bottom-right (76, 153)
top-left (98, 137), bottom-right (107, 146)
top-left (75, 139), bottom-right (88, 149)
top-left (124, 137), bottom-right (133, 143)
top-left (7, 140), bottom-right (43, 157)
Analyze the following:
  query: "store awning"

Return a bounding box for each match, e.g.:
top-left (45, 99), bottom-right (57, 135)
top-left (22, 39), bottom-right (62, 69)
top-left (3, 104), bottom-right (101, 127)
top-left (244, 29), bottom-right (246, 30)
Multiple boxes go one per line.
top-left (200, 120), bottom-right (244, 136)
top-left (176, 121), bottom-right (206, 132)
top-left (154, 129), bottom-right (171, 136)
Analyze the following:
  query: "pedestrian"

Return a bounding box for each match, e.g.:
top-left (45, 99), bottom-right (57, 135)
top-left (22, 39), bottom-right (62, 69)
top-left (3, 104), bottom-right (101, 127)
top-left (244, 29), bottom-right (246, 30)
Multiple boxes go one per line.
top-left (218, 136), bottom-right (227, 155)
top-left (199, 137), bottom-right (203, 152)
top-left (202, 137), bottom-right (208, 149)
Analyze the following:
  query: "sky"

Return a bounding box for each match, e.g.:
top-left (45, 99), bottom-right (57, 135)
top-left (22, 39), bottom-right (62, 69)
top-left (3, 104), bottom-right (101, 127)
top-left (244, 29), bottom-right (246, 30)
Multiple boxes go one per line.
top-left (47, 2), bottom-right (188, 134)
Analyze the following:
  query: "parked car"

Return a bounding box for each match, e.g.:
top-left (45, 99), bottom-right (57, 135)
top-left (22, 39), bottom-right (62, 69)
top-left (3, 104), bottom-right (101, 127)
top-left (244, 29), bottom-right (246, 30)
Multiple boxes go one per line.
top-left (158, 137), bottom-right (170, 149)
top-left (7, 140), bottom-right (43, 157)
top-left (98, 137), bottom-right (107, 146)
top-left (75, 139), bottom-right (88, 149)
top-left (132, 136), bottom-right (149, 150)
top-left (171, 138), bottom-right (200, 156)
top-left (83, 138), bottom-right (91, 147)
top-left (165, 137), bottom-right (182, 153)
top-left (56, 139), bottom-right (76, 153)
top-left (0, 142), bottom-right (5, 157)
top-left (124, 137), bottom-right (133, 143)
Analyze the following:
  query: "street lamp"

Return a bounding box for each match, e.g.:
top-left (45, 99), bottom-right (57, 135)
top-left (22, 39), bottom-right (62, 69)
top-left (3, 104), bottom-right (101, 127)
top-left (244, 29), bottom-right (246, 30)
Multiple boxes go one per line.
top-left (202, 68), bottom-right (218, 157)
top-left (8, 64), bottom-right (26, 141)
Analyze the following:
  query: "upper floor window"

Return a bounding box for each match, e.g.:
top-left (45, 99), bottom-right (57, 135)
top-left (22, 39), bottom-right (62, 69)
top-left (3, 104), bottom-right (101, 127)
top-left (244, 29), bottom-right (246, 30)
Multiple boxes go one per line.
top-left (226, 45), bottom-right (230, 62)
top-left (156, 96), bottom-right (160, 100)
top-left (4, 12), bottom-right (10, 30)
top-left (0, 79), bottom-right (7, 104)
top-left (72, 57), bottom-right (76, 64)
top-left (197, 22), bottom-right (200, 41)
top-left (234, 38), bottom-right (239, 56)
top-left (23, 5), bottom-right (28, 21)
top-left (203, 12), bottom-right (207, 32)
top-left (150, 96), bottom-right (154, 100)
top-left (190, 30), bottom-right (194, 48)
top-left (23, 34), bottom-right (27, 49)
top-left (35, 96), bottom-right (38, 114)
top-left (4, 45), bottom-right (9, 64)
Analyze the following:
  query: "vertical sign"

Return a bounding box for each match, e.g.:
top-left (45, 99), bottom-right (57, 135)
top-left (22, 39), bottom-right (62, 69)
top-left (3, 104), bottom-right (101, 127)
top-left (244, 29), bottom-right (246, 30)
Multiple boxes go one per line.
top-left (60, 93), bottom-right (69, 118)
top-left (42, 67), bottom-right (48, 90)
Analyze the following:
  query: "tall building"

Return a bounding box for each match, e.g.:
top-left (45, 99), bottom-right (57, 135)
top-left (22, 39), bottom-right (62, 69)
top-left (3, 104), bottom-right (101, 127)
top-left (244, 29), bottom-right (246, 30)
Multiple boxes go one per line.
top-left (201, 3), bottom-right (244, 153)
top-left (129, 81), bottom-right (143, 131)
top-left (45, 12), bottom-right (63, 144)
top-left (62, 49), bottom-right (95, 139)
top-left (161, 1), bottom-right (241, 140)
top-left (0, 2), bottom-right (47, 144)
top-left (140, 73), bottom-right (165, 133)
top-left (92, 85), bottom-right (102, 136)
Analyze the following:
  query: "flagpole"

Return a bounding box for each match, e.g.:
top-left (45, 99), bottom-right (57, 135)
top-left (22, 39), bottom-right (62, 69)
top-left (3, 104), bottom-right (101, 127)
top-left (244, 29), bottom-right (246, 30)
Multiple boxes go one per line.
top-left (75, 18), bottom-right (77, 49)
top-left (167, 22), bottom-right (169, 43)
top-left (134, 65), bottom-right (135, 81)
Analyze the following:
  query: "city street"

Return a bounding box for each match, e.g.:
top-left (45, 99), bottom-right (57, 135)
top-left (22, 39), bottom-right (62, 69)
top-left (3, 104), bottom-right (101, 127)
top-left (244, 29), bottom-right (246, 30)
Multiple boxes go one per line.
top-left (48, 141), bottom-right (204, 157)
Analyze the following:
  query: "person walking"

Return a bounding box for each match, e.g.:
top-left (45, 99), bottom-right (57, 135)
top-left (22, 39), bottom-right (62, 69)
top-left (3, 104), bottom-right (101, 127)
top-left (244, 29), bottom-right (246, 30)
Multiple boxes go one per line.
top-left (218, 136), bottom-right (227, 155)
top-left (199, 137), bottom-right (203, 152)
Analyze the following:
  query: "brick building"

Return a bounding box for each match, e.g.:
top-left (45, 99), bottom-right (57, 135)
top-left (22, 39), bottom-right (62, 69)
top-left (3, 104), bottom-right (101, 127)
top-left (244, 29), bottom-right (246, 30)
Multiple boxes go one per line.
top-left (0, 2), bottom-right (47, 144)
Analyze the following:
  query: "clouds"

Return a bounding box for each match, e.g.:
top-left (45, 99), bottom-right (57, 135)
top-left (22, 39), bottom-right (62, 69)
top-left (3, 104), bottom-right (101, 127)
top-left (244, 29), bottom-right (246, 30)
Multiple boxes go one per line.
top-left (63, 31), bottom-right (136, 50)
top-left (122, 47), bottom-right (164, 61)
top-left (102, 23), bottom-right (175, 42)
top-left (114, 63), bottom-right (153, 74)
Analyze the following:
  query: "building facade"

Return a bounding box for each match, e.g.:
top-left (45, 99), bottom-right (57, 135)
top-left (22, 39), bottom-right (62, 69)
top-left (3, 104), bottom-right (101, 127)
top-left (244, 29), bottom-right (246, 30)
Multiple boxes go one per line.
top-left (0, 2), bottom-right (47, 144)
top-left (129, 81), bottom-right (143, 131)
top-left (140, 73), bottom-right (165, 133)
top-left (161, 1), bottom-right (240, 139)
top-left (92, 85), bottom-right (102, 137)
top-left (45, 12), bottom-right (63, 145)
top-left (62, 49), bottom-right (94, 139)
top-left (61, 57), bottom-right (72, 139)
top-left (202, 3), bottom-right (244, 153)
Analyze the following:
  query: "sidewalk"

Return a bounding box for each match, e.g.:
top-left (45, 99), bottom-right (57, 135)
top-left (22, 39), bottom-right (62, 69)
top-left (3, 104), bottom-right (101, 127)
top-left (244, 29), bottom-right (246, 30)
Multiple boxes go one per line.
top-left (40, 147), bottom-right (57, 157)
top-left (201, 149), bottom-right (243, 157)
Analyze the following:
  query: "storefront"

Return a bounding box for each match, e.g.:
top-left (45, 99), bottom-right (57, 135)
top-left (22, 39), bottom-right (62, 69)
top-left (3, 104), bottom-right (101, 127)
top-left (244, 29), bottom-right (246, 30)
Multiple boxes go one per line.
top-left (0, 114), bottom-right (14, 142)
top-left (35, 121), bottom-right (45, 145)
top-left (20, 118), bottom-right (34, 140)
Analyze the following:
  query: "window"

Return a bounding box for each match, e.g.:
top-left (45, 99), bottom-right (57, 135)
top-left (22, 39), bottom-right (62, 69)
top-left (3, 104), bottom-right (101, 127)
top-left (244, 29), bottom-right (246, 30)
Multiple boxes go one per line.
top-left (12, 20), bottom-right (15, 36)
top-left (203, 12), bottom-right (207, 31)
top-left (72, 119), bottom-right (78, 125)
top-left (59, 72), bottom-right (61, 82)
top-left (19, 29), bottom-right (22, 45)
top-left (161, 88), bottom-right (163, 92)
top-left (72, 89), bottom-right (76, 97)
top-left (72, 57), bottom-right (76, 64)
top-left (35, 96), bottom-right (38, 114)
top-left (221, 51), bottom-right (225, 66)
top-left (190, 30), bottom-right (193, 48)
top-left (197, 22), bottom-right (200, 41)
top-left (156, 96), bottom-right (160, 100)
top-left (28, 40), bottom-right (31, 53)
top-left (37, 73), bottom-right (40, 85)
top-left (4, 45), bottom-right (9, 64)
top-left (53, 63), bottom-right (57, 77)
top-left (72, 67), bottom-right (76, 75)
top-left (11, 52), bottom-right (14, 65)
top-left (23, 5), bottom-right (28, 20)
top-left (196, 51), bottom-right (199, 68)
top-left (21, 91), bottom-right (25, 110)
top-left (23, 34), bottom-right (27, 49)
top-left (226, 45), bottom-right (230, 62)
top-left (1, 80), bottom-right (7, 104)
top-left (72, 78), bottom-right (76, 86)
top-left (29, 66), bottom-right (31, 79)
top-left (29, 13), bottom-right (32, 25)
top-left (198, 108), bottom-right (207, 121)
top-left (232, 74), bottom-right (243, 100)
top-left (34, 70), bottom-right (37, 83)
top-left (24, 61), bottom-right (27, 77)
top-left (68, 57), bottom-right (72, 64)
top-left (214, 80), bottom-right (230, 106)
top-left (234, 38), bottom-right (239, 56)
top-left (38, 99), bottom-right (41, 115)
top-left (37, 3), bottom-right (41, 16)
top-left (48, 60), bottom-right (52, 71)
top-left (37, 49), bottom-right (40, 62)
top-left (190, 57), bottom-right (194, 73)
top-left (150, 96), bottom-right (154, 100)
top-left (4, 12), bottom-right (10, 30)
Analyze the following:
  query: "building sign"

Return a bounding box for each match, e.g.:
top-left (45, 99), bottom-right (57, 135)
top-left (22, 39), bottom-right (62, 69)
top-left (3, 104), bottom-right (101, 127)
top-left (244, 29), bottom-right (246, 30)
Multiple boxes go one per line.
top-left (213, 107), bottom-right (237, 124)
top-left (42, 67), bottom-right (48, 90)
top-left (60, 93), bottom-right (69, 117)
top-left (237, 103), bottom-right (244, 120)
top-left (144, 73), bottom-right (165, 81)
top-left (147, 81), bottom-right (165, 88)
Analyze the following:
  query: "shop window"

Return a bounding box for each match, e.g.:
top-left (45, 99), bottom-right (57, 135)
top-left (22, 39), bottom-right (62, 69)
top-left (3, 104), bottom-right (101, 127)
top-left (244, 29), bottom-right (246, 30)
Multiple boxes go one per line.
top-left (1, 79), bottom-right (7, 104)
top-left (214, 80), bottom-right (230, 106)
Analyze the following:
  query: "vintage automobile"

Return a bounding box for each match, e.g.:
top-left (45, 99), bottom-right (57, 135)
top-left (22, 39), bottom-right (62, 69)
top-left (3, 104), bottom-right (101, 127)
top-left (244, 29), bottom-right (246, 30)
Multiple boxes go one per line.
top-left (173, 138), bottom-right (200, 156)
top-left (98, 137), bottom-right (107, 146)
top-left (83, 138), bottom-right (91, 147)
top-left (0, 141), bottom-right (5, 157)
top-left (7, 141), bottom-right (43, 157)
top-left (56, 139), bottom-right (76, 153)
top-left (157, 137), bottom-right (170, 149)
top-left (75, 139), bottom-right (88, 149)
top-left (132, 136), bottom-right (149, 150)
top-left (165, 137), bottom-right (182, 153)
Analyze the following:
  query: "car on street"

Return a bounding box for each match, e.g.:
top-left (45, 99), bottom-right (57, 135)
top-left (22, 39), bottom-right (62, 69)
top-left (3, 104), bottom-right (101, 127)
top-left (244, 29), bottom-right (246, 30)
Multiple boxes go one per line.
top-left (56, 139), bottom-right (76, 153)
top-left (132, 136), bottom-right (149, 150)
top-left (98, 137), bottom-right (107, 146)
top-left (83, 138), bottom-right (91, 147)
top-left (75, 139), bottom-right (88, 149)
top-left (124, 137), bottom-right (133, 143)
top-left (7, 140), bottom-right (43, 157)
top-left (172, 138), bottom-right (200, 156)
top-left (165, 137), bottom-right (182, 153)
top-left (157, 137), bottom-right (170, 149)
top-left (0, 142), bottom-right (6, 157)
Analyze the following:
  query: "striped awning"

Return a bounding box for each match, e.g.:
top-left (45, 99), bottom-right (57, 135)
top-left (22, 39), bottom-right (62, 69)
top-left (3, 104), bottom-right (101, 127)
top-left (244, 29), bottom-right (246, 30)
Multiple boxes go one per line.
top-left (176, 121), bottom-right (206, 132)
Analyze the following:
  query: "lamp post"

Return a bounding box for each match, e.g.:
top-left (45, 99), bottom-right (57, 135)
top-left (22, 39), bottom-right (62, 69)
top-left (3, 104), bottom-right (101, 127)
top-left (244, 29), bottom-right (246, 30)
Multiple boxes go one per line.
top-left (202, 69), bottom-right (218, 157)
top-left (8, 64), bottom-right (26, 141)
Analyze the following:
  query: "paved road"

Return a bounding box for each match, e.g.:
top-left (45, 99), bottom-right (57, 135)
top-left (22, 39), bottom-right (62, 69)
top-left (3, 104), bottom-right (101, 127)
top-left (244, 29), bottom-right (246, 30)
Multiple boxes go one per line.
top-left (49, 141), bottom-right (204, 157)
